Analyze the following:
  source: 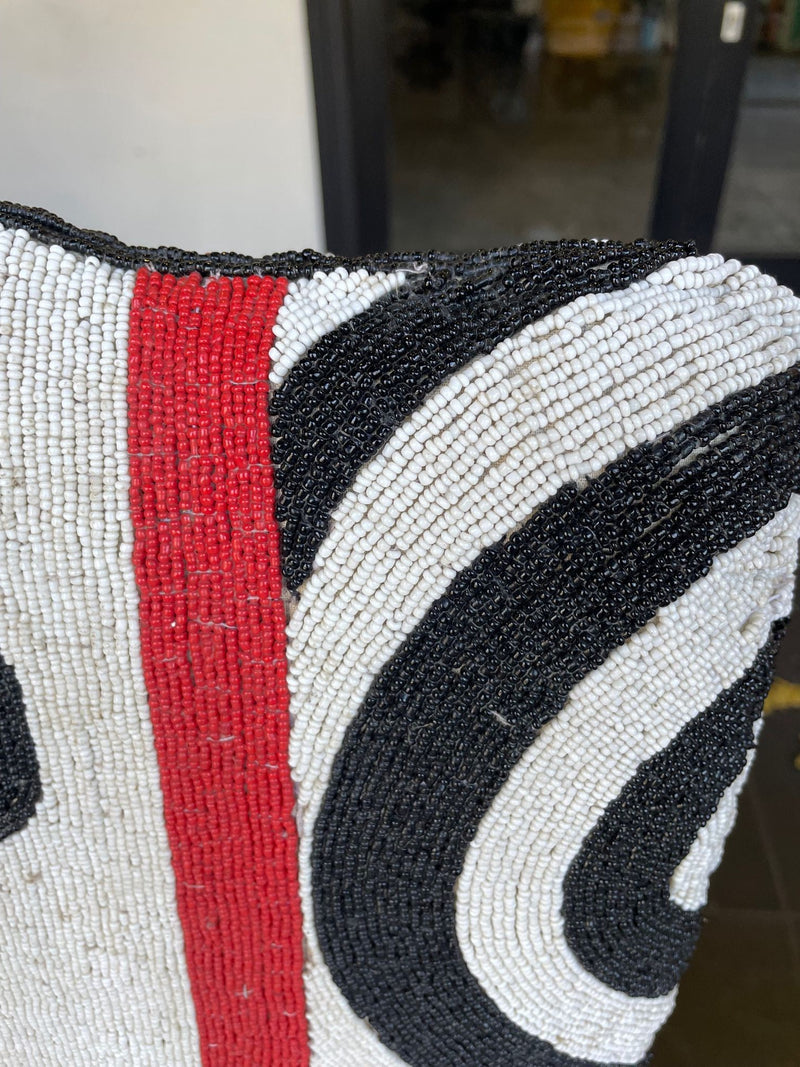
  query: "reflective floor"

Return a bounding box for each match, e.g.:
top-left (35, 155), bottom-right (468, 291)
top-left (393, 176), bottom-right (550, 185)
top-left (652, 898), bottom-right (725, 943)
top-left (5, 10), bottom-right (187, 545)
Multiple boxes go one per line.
top-left (716, 55), bottom-right (800, 256)
top-left (391, 49), bottom-right (672, 249)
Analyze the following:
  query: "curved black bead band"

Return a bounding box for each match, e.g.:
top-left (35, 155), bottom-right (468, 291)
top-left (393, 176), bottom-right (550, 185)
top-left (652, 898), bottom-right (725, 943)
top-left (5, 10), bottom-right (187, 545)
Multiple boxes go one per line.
top-left (312, 368), bottom-right (800, 1067)
top-left (271, 238), bottom-right (690, 589)
top-left (563, 626), bottom-right (783, 999)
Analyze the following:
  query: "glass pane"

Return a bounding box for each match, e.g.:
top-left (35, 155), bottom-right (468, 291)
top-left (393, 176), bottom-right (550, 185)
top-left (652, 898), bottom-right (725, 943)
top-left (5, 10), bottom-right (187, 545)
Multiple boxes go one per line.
top-left (389, 0), bottom-right (678, 251)
top-left (714, 4), bottom-right (800, 256)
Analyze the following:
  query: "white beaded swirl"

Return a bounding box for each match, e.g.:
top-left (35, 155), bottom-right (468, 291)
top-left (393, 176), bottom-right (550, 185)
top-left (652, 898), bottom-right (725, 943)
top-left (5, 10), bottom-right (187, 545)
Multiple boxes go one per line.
top-left (455, 501), bottom-right (799, 1063)
top-left (287, 253), bottom-right (800, 1067)
top-left (269, 266), bottom-right (406, 391)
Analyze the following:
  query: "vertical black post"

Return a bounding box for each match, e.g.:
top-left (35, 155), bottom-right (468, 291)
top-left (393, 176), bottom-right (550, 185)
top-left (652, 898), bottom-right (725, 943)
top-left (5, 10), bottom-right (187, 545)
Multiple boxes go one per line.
top-left (306, 0), bottom-right (390, 256)
top-left (650, 0), bottom-right (759, 252)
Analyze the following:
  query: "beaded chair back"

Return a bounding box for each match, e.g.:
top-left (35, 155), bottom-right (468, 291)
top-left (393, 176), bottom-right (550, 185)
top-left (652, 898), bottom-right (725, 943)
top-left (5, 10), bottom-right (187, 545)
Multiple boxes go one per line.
top-left (1, 202), bottom-right (799, 1067)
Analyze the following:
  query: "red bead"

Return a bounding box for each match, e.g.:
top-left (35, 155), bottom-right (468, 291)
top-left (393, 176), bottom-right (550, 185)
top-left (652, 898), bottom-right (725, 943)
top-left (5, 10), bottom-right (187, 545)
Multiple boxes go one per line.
top-left (127, 269), bottom-right (306, 1066)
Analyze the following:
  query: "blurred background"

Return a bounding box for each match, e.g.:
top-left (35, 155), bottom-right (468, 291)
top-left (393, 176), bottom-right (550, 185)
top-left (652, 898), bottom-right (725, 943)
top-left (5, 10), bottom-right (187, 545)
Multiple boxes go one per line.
top-left (308, 0), bottom-right (800, 293)
top-left (386, 0), bottom-right (798, 266)
top-left (1, 1), bottom-right (799, 1063)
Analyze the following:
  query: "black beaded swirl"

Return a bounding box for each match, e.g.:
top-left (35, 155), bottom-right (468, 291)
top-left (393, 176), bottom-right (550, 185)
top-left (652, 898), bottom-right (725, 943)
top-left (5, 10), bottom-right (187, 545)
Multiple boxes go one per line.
top-left (270, 238), bottom-right (691, 589)
top-left (0, 652), bottom-right (40, 841)
top-left (311, 367), bottom-right (800, 1067)
top-left (563, 625), bottom-right (783, 1000)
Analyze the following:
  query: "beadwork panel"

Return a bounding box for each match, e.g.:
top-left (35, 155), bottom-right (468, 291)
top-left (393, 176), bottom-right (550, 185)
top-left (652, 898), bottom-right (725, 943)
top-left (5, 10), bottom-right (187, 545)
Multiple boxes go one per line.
top-left (126, 268), bottom-right (308, 1067)
top-left (0, 228), bottom-right (200, 1065)
top-left (280, 255), bottom-right (800, 1064)
top-left (1, 202), bottom-right (800, 1067)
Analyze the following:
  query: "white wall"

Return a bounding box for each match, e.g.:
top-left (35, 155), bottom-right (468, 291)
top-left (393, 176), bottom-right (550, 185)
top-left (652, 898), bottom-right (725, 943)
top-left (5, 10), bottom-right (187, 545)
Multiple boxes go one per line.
top-left (0, 0), bottom-right (325, 254)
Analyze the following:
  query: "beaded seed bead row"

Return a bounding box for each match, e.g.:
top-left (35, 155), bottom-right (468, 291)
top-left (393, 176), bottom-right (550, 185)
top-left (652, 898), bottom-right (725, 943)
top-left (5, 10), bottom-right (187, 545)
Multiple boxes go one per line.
top-left (285, 254), bottom-right (800, 1067)
top-left (270, 237), bottom-right (692, 588)
top-left (310, 368), bottom-right (800, 1067)
top-left (456, 502), bottom-right (798, 1063)
top-left (0, 199), bottom-right (688, 281)
top-left (126, 267), bottom-right (309, 1067)
top-left (0, 227), bottom-right (200, 1065)
top-left (269, 267), bottom-right (407, 391)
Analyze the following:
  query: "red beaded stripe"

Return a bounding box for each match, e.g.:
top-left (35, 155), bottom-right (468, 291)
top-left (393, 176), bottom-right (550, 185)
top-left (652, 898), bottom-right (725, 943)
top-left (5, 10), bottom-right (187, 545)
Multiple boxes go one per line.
top-left (127, 269), bottom-right (308, 1066)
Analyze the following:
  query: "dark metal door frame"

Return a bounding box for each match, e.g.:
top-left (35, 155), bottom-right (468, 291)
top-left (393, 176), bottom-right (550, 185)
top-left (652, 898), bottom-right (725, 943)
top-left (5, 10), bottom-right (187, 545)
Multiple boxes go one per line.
top-left (306, 0), bottom-right (390, 256)
top-left (308, 0), bottom-right (799, 288)
top-left (650, 0), bottom-right (759, 252)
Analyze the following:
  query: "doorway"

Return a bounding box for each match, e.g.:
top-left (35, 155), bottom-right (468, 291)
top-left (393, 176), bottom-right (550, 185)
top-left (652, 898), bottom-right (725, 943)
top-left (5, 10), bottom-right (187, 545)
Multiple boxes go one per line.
top-left (307, 0), bottom-right (800, 290)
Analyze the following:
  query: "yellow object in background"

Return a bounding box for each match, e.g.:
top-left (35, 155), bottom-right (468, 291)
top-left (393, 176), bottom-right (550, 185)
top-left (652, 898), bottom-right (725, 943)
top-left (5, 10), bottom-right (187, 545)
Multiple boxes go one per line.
top-left (763, 676), bottom-right (800, 714)
top-left (763, 677), bottom-right (800, 770)
top-left (544, 0), bottom-right (623, 57)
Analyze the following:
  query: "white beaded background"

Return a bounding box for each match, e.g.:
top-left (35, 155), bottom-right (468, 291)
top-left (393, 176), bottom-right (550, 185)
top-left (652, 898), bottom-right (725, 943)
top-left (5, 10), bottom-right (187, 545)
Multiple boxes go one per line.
top-left (0, 226), bottom-right (200, 1065)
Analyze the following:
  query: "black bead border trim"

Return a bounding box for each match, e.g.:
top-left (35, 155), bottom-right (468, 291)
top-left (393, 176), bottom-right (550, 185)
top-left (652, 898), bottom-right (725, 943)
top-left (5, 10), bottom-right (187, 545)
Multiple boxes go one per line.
top-left (0, 200), bottom-right (693, 281)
